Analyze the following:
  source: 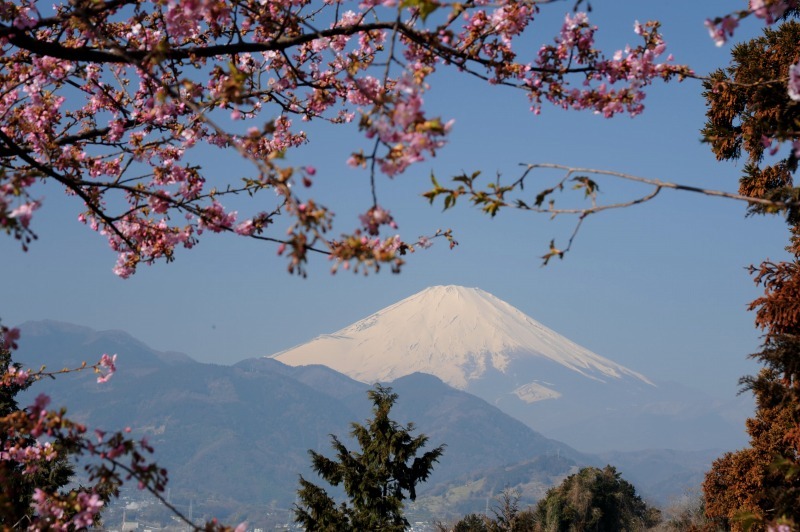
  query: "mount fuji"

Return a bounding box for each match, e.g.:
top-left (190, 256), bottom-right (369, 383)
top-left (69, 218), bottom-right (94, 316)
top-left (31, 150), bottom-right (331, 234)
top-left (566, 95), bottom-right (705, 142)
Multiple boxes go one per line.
top-left (272, 285), bottom-right (748, 452)
top-left (274, 285), bottom-right (652, 393)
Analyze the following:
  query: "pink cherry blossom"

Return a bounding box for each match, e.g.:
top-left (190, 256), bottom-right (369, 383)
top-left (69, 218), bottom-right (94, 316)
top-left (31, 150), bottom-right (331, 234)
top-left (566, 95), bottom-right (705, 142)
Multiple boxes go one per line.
top-left (234, 220), bottom-right (256, 236)
top-left (9, 201), bottom-right (39, 228)
top-left (705, 16), bottom-right (739, 47)
top-left (96, 353), bottom-right (117, 383)
top-left (767, 525), bottom-right (792, 532)
top-left (359, 206), bottom-right (398, 236)
top-left (788, 61), bottom-right (800, 102)
top-left (5, 366), bottom-right (30, 386)
top-left (1, 327), bottom-right (20, 351)
top-left (750, 0), bottom-right (791, 24)
top-left (71, 492), bottom-right (104, 528)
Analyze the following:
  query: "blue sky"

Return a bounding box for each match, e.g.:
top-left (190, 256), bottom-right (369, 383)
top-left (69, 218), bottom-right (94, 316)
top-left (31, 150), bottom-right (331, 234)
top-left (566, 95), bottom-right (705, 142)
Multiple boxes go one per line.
top-left (2, 0), bottom-right (791, 399)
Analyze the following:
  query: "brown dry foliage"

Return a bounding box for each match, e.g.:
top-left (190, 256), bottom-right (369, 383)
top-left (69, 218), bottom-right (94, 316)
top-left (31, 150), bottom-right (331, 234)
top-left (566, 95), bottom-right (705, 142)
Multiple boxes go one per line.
top-left (701, 17), bottom-right (800, 531)
top-left (749, 261), bottom-right (800, 337)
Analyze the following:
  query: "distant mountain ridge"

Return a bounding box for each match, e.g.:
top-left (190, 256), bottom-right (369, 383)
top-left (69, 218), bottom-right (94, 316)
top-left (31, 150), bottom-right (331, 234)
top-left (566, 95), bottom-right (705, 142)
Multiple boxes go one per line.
top-left (10, 320), bottom-right (587, 522)
top-left (10, 320), bottom-right (724, 523)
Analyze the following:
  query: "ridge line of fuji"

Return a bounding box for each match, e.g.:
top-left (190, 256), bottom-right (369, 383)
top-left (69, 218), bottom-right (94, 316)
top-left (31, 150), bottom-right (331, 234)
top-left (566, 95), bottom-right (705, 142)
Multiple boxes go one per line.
top-left (269, 285), bottom-right (655, 389)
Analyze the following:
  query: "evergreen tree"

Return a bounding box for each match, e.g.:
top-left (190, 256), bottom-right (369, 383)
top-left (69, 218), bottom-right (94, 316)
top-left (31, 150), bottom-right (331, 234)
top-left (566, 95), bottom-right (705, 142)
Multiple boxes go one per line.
top-left (294, 385), bottom-right (444, 531)
top-left (530, 466), bottom-right (660, 532)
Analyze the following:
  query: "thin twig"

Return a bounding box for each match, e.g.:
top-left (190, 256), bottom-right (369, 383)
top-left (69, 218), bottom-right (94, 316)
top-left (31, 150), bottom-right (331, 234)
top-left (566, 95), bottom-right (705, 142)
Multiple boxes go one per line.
top-left (522, 163), bottom-right (800, 210)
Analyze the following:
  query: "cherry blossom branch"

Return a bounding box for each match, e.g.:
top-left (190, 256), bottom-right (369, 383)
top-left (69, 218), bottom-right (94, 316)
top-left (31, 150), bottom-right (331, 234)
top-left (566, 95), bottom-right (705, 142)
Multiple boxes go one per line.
top-left (0, 354), bottom-right (118, 387)
top-left (0, 0), bottom-right (700, 277)
top-left (0, 129), bottom-right (137, 251)
top-left (76, 438), bottom-right (200, 530)
top-left (1, 352), bottom-right (245, 531)
top-left (1, 16), bottom-right (675, 79)
top-left (2, 22), bottom-right (406, 64)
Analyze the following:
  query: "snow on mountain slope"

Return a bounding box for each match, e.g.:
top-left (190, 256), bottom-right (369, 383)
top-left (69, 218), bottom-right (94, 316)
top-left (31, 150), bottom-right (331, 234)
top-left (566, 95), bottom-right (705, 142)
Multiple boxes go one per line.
top-left (271, 286), bottom-right (750, 452)
top-left (272, 285), bottom-right (652, 391)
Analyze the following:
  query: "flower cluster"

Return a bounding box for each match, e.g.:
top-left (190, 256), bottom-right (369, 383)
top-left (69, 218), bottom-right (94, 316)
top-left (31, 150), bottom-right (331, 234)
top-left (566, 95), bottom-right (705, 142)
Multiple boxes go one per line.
top-left (31, 488), bottom-right (104, 530)
top-left (527, 16), bottom-right (692, 117)
top-left (1, 440), bottom-right (57, 474)
top-left (705, 16), bottom-right (739, 47)
top-left (0, 326), bottom-right (20, 351)
top-left (768, 525), bottom-right (792, 532)
top-left (704, 0), bottom-right (798, 47)
top-left (329, 232), bottom-right (409, 274)
top-left (96, 353), bottom-right (117, 384)
top-left (2, 364), bottom-right (29, 386)
top-left (359, 206), bottom-right (397, 236)
top-left (789, 62), bottom-right (800, 102)
top-left (751, 0), bottom-right (796, 24)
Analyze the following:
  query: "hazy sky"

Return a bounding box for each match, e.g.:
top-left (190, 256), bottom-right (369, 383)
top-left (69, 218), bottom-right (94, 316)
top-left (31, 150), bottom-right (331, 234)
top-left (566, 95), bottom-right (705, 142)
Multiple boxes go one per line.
top-left (2, 1), bottom-right (790, 399)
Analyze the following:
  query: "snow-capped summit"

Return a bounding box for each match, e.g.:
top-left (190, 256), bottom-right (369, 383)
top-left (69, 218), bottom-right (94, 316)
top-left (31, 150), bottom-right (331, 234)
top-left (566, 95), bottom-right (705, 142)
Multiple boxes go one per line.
top-left (272, 285), bottom-right (652, 394)
top-left (271, 286), bottom-right (749, 452)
